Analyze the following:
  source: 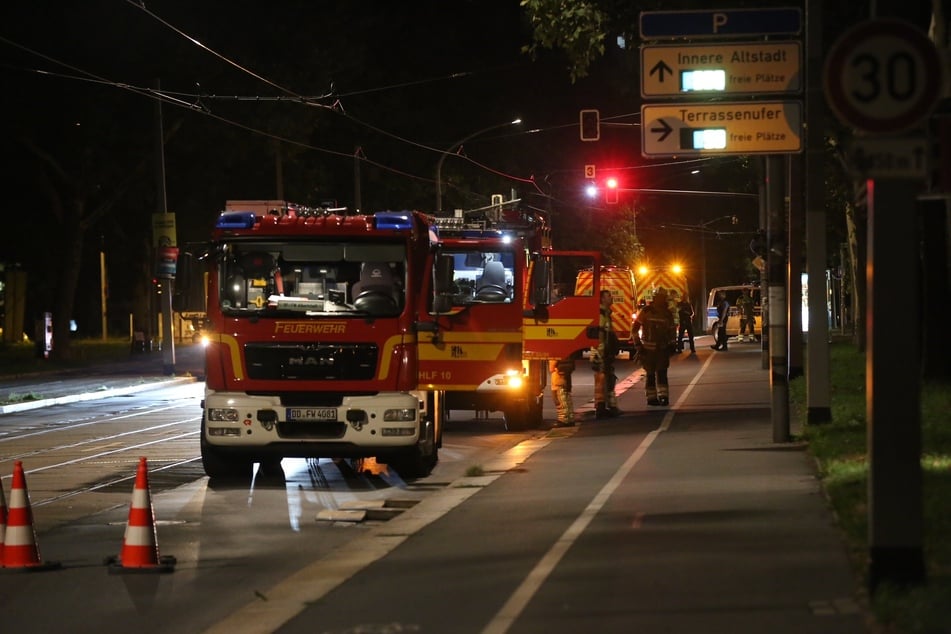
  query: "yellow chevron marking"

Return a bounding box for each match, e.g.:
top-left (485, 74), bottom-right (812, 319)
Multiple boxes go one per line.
top-left (217, 333), bottom-right (244, 381)
top-left (418, 344), bottom-right (510, 362)
top-left (523, 324), bottom-right (589, 339)
top-left (378, 334), bottom-right (413, 380)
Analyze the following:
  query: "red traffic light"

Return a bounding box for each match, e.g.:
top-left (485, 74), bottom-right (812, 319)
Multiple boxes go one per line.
top-left (605, 177), bottom-right (619, 203)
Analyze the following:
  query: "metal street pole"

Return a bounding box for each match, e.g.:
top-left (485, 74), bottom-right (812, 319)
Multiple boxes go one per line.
top-left (435, 118), bottom-right (521, 213)
top-left (700, 229), bottom-right (707, 330)
top-left (100, 249), bottom-right (107, 341)
top-left (154, 79), bottom-right (175, 375)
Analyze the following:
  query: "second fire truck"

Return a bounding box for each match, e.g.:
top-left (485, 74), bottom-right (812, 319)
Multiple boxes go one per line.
top-left (420, 203), bottom-right (602, 430)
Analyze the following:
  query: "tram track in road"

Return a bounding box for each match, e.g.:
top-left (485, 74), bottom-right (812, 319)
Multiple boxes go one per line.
top-left (31, 456), bottom-right (205, 507)
top-left (0, 384), bottom-right (206, 529)
top-left (0, 378), bottom-right (540, 541)
top-left (0, 400), bottom-right (199, 444)
top-left (0, 418), bottom-right (200, 466)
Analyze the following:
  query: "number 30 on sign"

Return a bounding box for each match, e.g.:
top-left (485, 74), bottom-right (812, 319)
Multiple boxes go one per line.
top-left (823, 19), bottom-right (942, 135)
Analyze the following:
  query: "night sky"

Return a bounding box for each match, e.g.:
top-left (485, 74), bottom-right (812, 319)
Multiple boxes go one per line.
top-left (1, 1), bottom-right (771, 335)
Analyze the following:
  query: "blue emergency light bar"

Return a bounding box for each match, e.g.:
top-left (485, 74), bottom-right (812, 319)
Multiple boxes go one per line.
top-left (215, 211), bottom-right (257, 229)
top-left (374, 212), bottom-right (413, 231)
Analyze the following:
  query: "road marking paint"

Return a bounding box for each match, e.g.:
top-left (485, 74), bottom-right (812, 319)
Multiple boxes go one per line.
top-left (481, 352), bottom-right (716, 634)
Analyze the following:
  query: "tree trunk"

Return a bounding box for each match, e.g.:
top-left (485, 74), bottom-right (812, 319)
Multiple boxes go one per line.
top-left (50, 203), bottom-right (86, 361)
top-left (845, 182), bottom-right (867, 352)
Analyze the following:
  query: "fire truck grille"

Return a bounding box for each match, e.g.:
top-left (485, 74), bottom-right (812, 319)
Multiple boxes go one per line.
top-left (245, 343), bottom-right (378, 381)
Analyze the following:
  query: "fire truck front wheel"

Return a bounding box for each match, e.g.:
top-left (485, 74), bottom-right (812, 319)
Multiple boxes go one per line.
top-left (383, 409), bottom-right (440, 480)
top-left (200, 416), bottom-right (254, 481)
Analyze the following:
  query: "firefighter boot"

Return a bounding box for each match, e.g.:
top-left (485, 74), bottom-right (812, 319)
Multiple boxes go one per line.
top-left (594, 371), bottom-right (609, 418)
top-left (605, 378), bottom-right (621, 417)
top-left (553, 386), bottom-right (574, 426)
top-left (646, 376), bottom-right (660, 406)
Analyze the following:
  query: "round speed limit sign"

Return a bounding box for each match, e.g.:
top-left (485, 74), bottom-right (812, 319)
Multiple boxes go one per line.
top-left (824, 19), bottom-right (942, 134)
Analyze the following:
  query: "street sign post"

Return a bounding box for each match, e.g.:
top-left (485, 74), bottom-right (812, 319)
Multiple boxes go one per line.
top-left (641, 101), bottom-right (802, 157)
top-left (640, 7), bottom-right (801, 39)
top-left (824, 19), bottom-right (942, 134)
top-left (641, 42), bottom-right (801, 97)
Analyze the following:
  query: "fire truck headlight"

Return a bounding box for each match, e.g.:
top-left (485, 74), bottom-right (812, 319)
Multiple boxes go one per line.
top-left (505, 369), bottom-right (524, 390)
top-left (208, 407), bottom-right (240, 422)
top-left (383, 408), bottom-right (416, 422)
top-left (200, 334), bottom-right (211, 348)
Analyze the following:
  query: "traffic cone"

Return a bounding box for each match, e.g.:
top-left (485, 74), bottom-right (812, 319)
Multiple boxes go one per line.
top-left (0, 477), bottom-right (7, 565)
top-left (106, 456), bottom-right (175, 573)
top-left (1, 460), bottom-right (61, 571)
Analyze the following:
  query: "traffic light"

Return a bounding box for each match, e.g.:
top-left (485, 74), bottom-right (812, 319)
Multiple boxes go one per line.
top-left (605, 177), bottom-right (619, 204)
top-left (580, 109), bottom-right (600, 142)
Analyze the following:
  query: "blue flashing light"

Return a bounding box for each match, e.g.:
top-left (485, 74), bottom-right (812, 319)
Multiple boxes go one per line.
top-left (375, 212), bottom-right (413, 230)
top-left (216, 211), bottom-right (257, 229)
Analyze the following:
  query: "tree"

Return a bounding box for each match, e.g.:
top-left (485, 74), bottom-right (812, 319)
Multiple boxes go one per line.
top-left (598, 204), bottom-right (644, 266)
top-left (18, 123), bottom-right (153, 359)
top-left (520, 0), bottom-right (608, 82)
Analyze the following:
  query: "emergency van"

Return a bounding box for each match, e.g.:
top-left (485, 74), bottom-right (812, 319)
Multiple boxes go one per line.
top-left (706, 284), bottom-right (762, 340)
top-left (635, 264), bottom-right (690, 308)
top-left (575, 265), bottom-right (637, 354)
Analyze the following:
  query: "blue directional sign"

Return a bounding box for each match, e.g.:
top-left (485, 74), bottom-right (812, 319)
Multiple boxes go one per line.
top-left (640, 8), bottom-right (802, 40)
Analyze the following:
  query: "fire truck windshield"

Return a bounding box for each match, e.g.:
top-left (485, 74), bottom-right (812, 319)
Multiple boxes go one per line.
top-left (444, 249), bottom-right (515, 305)
top-left (218, 241), bottom-right (407, 317)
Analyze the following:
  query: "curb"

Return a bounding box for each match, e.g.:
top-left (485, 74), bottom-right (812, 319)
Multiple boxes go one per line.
top-left (0, 377), bottom-right (196, 415)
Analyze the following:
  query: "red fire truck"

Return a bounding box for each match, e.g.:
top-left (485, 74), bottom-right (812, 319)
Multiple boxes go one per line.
top-left (420, 205), bottom-right (602, 430)
top-left (200, 201), bottom-right (443, 481)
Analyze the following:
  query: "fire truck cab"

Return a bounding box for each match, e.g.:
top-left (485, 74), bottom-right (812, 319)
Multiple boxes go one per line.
top-left (200, 201), bottom-right (442, 481)
top-left (416, 206), bottom-right (602, 430)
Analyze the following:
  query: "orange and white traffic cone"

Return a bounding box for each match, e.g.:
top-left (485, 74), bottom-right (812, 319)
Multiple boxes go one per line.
top-left (0, 476), bottom-right (7, 565)
top-left (1, 460), bottom-right (61, 571)
top-left (106, 456), bottom-right (175, 573)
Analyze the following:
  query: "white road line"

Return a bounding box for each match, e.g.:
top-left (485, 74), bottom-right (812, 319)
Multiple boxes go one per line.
top-left (480, 352), bottom-right (715, 634)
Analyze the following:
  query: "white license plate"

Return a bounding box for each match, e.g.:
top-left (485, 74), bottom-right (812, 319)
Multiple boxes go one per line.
top-left (286, 407), bottom-right (338, 422)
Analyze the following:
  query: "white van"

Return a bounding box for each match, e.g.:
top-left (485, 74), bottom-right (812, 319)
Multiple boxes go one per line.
top-left (706, 284), bottom-right (762, 340)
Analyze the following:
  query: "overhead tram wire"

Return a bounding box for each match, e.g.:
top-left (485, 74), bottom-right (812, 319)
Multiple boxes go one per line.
top-left (126, 0), bottom-right (529, 182)
top-left (9, 5), bottom-right (639, 200)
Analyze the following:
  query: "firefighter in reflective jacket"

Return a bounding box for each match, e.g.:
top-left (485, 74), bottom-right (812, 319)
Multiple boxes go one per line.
top-left (591, 289), bottom-right (621, 418)
top-left (633, 287), bottom-right (676, 406)
top-left (548, 357), bottom-right (575, 426)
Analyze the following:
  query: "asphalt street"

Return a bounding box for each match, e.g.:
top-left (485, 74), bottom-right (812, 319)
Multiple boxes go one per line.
top-left (0, 338), bottom-right (872, 633)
